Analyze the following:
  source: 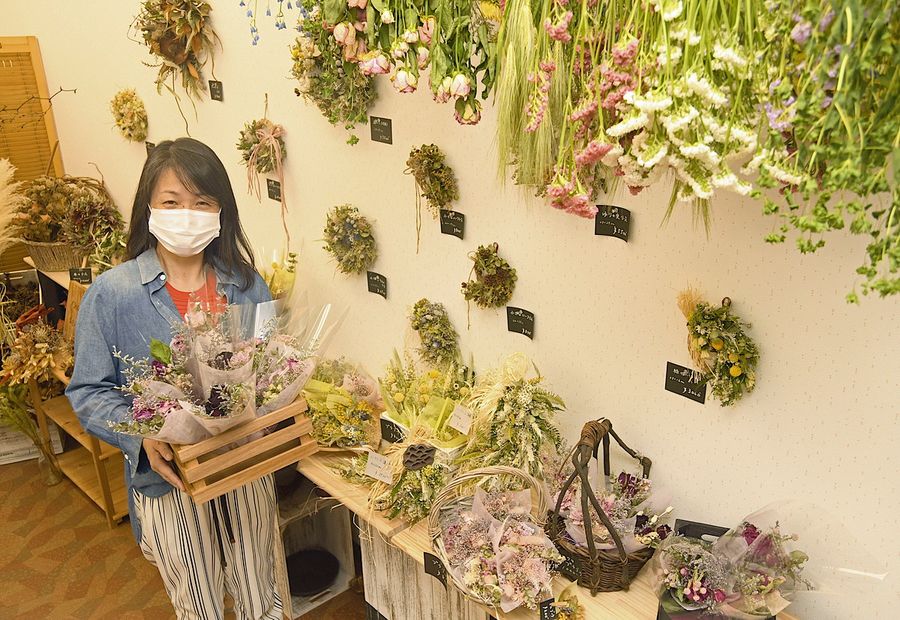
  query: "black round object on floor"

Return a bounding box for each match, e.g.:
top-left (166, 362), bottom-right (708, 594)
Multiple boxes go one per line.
top-left (286, 548), bottom-right (339, 596)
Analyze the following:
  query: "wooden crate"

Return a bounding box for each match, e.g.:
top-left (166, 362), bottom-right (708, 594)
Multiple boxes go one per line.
top-left (172, 399), bottom-right (318, 504)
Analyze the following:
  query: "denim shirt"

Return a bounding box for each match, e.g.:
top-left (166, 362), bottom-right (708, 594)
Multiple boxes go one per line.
top-left (65, 248), bottom-right (271, 542)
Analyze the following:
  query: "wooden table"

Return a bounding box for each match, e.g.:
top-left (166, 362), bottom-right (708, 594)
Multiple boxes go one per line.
top-left (296, 454), bottom-right (800, 620)
top-left (23, 256), bottom-right (71, 289)
top-left (296, 451), bottom-right (408, 538)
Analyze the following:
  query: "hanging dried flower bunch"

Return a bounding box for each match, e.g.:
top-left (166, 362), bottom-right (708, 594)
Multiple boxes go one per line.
top-left (1, 322), bottom-right (72, 396)
top-left (410, 298), bottom-right (461, 370)
top-left (291, 2), bottom-right (377, 145)
top-left (322, 204), bottom-right (377, 275)
top-left (109, 89), bottom-right (149, 143)
top-left (461, 243), bottom-right (517, 310)
top-left (237, 96), bottom-right (290, 248)
top-left (406, 144), bottom-right (459, 252)
top-left (133, 0), bottom-right (218, 131)
top-left (678, 289), bottom-right (759, 407)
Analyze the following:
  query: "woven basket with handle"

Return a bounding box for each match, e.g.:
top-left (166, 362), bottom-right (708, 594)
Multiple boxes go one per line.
top-left (427, 465), bottom-right (550, 609)
top-left (546, 418), bottom-right (654, 595)
top-left (22, 240), bottom-right (87, 272)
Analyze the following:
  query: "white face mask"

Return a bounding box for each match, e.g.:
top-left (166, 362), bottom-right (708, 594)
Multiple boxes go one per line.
top-left (148, 208), bottom-right (221, 258)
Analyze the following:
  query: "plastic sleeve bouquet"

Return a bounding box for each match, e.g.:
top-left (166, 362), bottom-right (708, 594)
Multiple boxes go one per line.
top-left (440, 488), bottom-right (563, 612)
top-left (303, 358), bottom-right (383, 448)
top-left (655, 507), bottom-right (812, 618)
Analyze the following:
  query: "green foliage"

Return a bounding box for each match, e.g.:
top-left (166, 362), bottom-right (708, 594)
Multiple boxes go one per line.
top-left (461, 243), bottom-right (517, 309)
top-left (410, 298), bottom-right (461, 369)
top-left (406, 144), bottom-right (460, 215)
top-left (687, 301), bottom-right (759, 407)
top-left (133, 0), bottom-right (217, 102)
top-left (293, 3), bottom-right (377, 144)
top-left (322, 203), bottom-right (378, 275)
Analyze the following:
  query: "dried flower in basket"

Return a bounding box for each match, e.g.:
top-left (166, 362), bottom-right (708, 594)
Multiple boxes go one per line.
top-left (322, 203), bottom-right (377, 275)
top-left (461, 243), bottom-right (517, 317)
top-left (405, 144), bottom-right (459, 252)
top-left (109, 89), bottom-right (149, 142)
top-left (132, 0), bottom-right (219, 131)
top-left (15, 174), bottom-right (125, 272)
top-left (556, 471), bottom-right (673, 552)
top-left (291, 2), bottom-right (377, 145)
top-left (678, 289), bottom-right (759, 406)
top-left (439, 487), bottom-right (563, 612)
top-left (457, 353), bottom-right (565, 484)
top-left (237, 103), bottom-right (290, 248)
top-left (410, 298), bottom-right (461, 370)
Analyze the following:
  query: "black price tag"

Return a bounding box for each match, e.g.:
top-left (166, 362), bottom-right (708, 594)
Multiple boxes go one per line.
top-left (366, 271), bottom-right (387, 298)
top-left (439, 209), bottom-right (465, 239)
top-left (380, 417), bottom-right (404, 444)
top-left (540, 599), bottom-right (558, 620)
top-left (266, 178), bottom-right (282, 201)
top-left (209, 80), bottom-right (224, 101)
top-left (145, 141), bottom-right (156, 156)
top-left (665, 362), bottom-right (707, 404)
top-left (554, 555), bottom-right (581, 580)
top-left (594, 205), bottom-right (631, 241)
top-left (370, 116), bottom-right (393, 144)
top-left (506, 306), bottom-right (535, 339)
top-left (423, 552), bottom-right (447, 589)
top-left (68, 268), bottom-right (92, 284)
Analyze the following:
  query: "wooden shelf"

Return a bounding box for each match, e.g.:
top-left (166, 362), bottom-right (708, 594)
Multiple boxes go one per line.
top-left (278, 476), bottom-right (340, 531)
top-left (57, 447), bottom-right (129, 522)
top-left (391, 521), bottom-right (799, 620)
top-left (42, 395), bottom-right (118, 460)
top-left (296, 452), bottom-right (409, 538)
top-left (23, 256), bottom-right (70, 290)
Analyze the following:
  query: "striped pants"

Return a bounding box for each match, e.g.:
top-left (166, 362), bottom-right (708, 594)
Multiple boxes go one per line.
top-left (134, 475), bottom-right (283, 620)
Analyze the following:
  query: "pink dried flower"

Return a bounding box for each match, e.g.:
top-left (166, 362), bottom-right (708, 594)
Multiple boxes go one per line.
top-left (544, 11), bottom-right (574, 42)
top-left (575, 140), bottom-right (613, 167)
top-left (570, 100), bottom-right (599, 123)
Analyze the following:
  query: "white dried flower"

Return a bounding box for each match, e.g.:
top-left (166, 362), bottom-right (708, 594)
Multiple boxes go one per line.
top-left (607, 111), bottom-right (650, 137)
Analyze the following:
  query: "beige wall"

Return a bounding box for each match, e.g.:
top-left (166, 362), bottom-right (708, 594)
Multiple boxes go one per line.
top-left (5, 2), bottom-right (897, 616)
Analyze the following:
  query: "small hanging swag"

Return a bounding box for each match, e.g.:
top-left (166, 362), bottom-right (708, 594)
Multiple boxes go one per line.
top-left (132, 0), bottom-right (219, 132)
top-left (237, 95), bottom-right (289, 248)
top-left (405, 144), bottom-right (459, 253)
top-left (461, 243), bottom-right (517, 326)
top-left (322, 204), bottom-right (377, 275)
top-left (678, 289), bottom-right (759, 407)
top-left (109, 89), bottom-right (149, 142)
top-left (409, 298), bottom-right (461, 370)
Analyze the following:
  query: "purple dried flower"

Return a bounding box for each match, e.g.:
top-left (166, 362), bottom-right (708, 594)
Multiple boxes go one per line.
top-left (791, 20), bottom-right (813, 44)
top-left (819, 9), bottom-right (835, 31)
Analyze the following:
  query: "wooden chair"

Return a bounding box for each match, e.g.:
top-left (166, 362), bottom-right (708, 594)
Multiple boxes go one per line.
top-left (31, 280), bottom-right (128, 528)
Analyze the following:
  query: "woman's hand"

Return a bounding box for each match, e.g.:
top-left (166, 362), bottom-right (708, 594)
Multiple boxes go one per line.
top-left (142, 438), bottom-right (185, 491)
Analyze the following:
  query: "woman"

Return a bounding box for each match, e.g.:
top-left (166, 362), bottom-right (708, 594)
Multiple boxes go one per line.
top-left (66, 138), bottom-right (282, 619)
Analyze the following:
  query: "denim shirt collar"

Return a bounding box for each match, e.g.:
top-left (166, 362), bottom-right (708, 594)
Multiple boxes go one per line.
top-left (136, 247), bottom-right (240, 288)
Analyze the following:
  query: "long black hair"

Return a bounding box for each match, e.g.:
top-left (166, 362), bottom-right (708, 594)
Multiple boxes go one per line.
top-left (125, 137), bottom-right (257, 290)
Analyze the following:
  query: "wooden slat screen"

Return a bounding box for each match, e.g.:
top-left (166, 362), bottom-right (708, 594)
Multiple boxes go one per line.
top-left (0, 36), bottom-right (64, 272)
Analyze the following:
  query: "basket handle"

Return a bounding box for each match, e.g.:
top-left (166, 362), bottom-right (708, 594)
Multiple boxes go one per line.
top-left (577, 418), bottom-right (651, 478)
top-left (427, 465), bottom-right (547, 544)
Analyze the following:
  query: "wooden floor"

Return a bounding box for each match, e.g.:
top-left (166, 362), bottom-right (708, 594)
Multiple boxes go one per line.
top-left (0, 458), bottom-right (172, 619)
top-left (0, 457), bottom-right (368, 619)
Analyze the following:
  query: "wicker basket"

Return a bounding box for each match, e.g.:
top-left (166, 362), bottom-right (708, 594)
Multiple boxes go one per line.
top-left (427, 465), bottom-right (550, 609)
top-left (22, 240), bottom-right (87, 272)
top-left (546, 418), bottom-right (654, 595)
